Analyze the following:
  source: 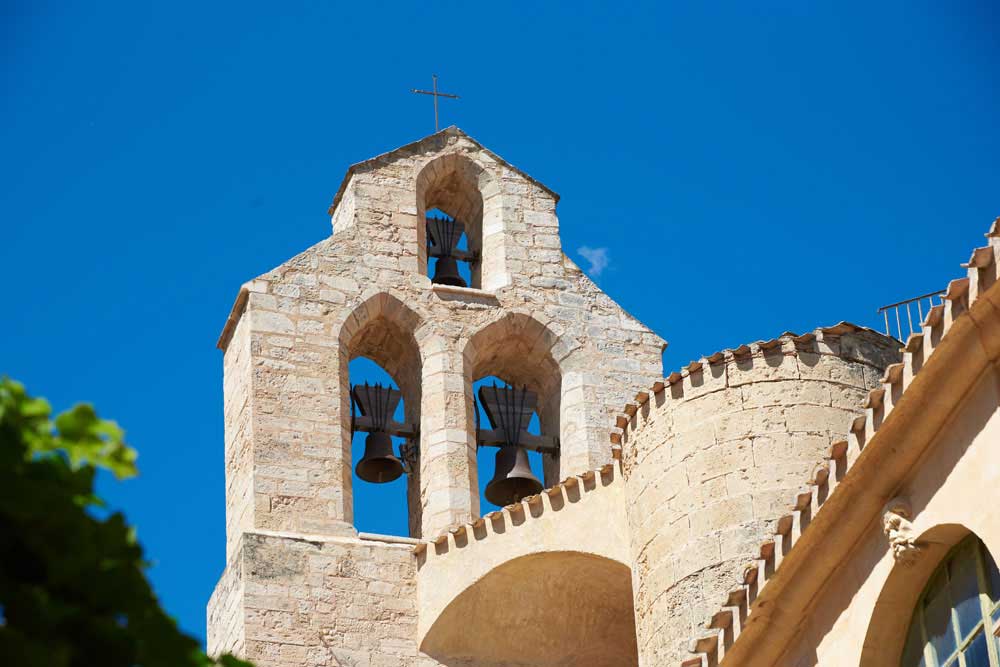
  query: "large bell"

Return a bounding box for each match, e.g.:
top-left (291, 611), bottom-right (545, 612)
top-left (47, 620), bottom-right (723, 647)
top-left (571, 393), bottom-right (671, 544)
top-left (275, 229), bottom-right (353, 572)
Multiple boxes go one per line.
top-left (355, 431), bottom-right (404, 484)
top-left (432, 256), bottom-right (466, 287)
top-left (485, 445), bottom-right (543, 507)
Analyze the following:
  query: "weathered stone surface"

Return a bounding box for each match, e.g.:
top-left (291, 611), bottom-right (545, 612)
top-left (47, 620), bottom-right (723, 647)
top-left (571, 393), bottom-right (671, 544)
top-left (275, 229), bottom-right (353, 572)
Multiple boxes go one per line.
top-left (218, 128), bottom-right (665, 550)
top-left (620, 334), bottom-right (897, 666)
top-left (210, 532), bottom-right (437, 667)
top-left (210, 128), bottom-right (665, 666)
top-left (207, 126), bottom-right (975, 667)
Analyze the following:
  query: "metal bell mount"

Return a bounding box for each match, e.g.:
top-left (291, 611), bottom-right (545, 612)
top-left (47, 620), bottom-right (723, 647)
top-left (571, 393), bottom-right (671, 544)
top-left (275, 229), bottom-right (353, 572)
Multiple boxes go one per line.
top-left (427, 215), bottom-right (476, 288)
top-left (476, 383), bottom-right (559, 507)
top-left (350, 382), bottom-right (419, 484)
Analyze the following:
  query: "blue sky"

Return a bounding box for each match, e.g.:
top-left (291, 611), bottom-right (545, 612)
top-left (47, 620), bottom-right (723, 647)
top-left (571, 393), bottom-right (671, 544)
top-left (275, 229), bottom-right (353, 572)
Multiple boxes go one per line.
top-left (3, 0), bottom-right (997, 646)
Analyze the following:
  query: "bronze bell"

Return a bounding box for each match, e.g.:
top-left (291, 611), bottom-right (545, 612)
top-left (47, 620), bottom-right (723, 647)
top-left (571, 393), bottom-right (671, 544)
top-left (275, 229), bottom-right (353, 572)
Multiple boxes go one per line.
top-left (355, 430), bottom-right (404, 484)
top-left (432, 256), bottom-right (466, 287)
top-left (427, 216), bottom-right (468, 288)
top-left (484, 445), bottom-right (543, 506)
top-left (351, 382), bottom-right (406, 484)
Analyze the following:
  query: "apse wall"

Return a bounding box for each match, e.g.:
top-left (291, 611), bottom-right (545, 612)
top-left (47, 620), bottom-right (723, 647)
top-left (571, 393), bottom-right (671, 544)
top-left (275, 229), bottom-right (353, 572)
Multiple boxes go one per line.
top-left (619, 325), bottom-right (900, 666)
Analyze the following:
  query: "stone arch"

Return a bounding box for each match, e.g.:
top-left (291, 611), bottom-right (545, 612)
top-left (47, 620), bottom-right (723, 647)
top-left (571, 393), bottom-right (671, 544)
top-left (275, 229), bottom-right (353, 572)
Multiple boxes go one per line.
top-left (463, 312), bottom-right (579, 491)
top-left (415, 153), bottom-right (500, 289)
top-left (861, 523), bottom-right (1000, 666)
top-left (336, 292), bottom-right (424, 537)
top-left (420, 551), bottom-right (638, 667)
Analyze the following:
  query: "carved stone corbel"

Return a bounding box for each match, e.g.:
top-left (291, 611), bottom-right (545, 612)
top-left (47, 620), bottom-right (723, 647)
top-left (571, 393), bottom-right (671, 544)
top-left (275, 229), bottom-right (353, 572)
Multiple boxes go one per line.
top-left (882, 497), bottom-right (922, 565)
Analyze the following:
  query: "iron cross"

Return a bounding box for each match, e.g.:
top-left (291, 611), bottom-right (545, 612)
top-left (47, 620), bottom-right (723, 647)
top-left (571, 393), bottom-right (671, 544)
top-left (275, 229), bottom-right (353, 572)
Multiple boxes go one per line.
top-left (411, 75), bottom-right (459, 132)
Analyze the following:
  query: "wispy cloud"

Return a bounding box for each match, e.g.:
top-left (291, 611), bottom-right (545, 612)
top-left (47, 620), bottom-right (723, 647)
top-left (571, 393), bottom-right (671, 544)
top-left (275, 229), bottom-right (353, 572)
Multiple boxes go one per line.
top-left (577, 246), bottom-right (610, 277)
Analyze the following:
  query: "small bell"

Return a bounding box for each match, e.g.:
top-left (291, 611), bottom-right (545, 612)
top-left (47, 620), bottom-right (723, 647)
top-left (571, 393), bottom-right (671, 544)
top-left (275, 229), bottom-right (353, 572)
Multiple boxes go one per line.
top-left (355, 431), bottom-right (404, 484)
top-left (427, 216), bottom-right (468, 288)
top-left (432, 256), bottom-right (466, 287)
top-left (484, 445), bottom-right (543, 506)
top-left (351, 382), bottom-right (406, 484)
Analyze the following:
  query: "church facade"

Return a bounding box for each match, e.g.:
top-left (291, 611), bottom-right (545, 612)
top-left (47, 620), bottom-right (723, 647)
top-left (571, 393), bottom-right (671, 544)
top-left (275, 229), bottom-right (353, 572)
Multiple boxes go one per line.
top-left (208, 128), bottom-right (1000, 666)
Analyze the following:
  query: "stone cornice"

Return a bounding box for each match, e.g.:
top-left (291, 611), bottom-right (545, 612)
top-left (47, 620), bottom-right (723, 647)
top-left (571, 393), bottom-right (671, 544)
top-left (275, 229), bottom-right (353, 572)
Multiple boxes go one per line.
top-left (216, 279), bottom-right (270, 352)
top-left (216, 285), bottom-right (249, 352)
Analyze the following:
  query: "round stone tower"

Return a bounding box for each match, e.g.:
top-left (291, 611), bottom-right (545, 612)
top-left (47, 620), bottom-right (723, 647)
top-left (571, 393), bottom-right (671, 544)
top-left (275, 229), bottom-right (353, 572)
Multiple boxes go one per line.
top-left (619, 324), bottom-right (900, 666)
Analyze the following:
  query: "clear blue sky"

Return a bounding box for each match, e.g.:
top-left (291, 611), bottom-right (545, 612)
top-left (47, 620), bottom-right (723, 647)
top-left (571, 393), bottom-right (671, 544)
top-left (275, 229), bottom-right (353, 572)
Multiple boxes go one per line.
top-left (3, 0), bottom-right (997, 646)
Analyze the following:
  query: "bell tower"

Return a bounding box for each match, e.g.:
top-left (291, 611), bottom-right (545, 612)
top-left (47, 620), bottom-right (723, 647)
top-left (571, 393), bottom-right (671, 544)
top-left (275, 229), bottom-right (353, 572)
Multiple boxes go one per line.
top-left (208, 127), bottom-right (665, 665)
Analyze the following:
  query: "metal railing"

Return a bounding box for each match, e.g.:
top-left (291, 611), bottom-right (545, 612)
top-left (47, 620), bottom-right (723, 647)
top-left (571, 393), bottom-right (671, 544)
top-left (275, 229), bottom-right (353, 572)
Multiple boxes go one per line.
top-left (877, 291), bottom-right (946, 341)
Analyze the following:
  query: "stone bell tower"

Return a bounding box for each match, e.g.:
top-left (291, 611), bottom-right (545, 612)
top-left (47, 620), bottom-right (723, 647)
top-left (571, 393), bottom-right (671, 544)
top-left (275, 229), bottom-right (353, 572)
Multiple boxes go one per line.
top-left (207, 127), bottom-right (665, 665)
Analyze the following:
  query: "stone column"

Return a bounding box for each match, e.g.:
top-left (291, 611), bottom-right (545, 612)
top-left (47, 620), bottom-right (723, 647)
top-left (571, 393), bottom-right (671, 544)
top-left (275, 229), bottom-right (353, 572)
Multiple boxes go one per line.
top-left (419, 337), bottom-right (478, 537)
top-left (558, 369), bottom-right (609, 476)
top-left (479, 175), bottom-right (508, 291)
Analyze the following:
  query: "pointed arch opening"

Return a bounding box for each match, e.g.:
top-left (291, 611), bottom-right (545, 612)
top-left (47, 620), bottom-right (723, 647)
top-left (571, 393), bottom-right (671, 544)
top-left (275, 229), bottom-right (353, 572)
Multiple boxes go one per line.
top-left (416, 154), bottom-right (500, 290)
top-left (337, 294), bottom-right (423, 537)
top-left (464, 314), bottom-right (564, 514)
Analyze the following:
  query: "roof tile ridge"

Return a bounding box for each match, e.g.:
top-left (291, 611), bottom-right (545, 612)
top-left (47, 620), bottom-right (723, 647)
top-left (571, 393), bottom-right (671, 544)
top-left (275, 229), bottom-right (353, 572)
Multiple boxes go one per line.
top-left (680, 220), bottom-right (998, 666)
top-left (413, 462), bottom-right (619, 558)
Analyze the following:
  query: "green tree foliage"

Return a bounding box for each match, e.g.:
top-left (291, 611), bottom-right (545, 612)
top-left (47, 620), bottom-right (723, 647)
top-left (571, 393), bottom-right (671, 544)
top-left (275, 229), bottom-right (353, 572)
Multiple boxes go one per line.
top-left (0, 377), bottom-right (251, 667)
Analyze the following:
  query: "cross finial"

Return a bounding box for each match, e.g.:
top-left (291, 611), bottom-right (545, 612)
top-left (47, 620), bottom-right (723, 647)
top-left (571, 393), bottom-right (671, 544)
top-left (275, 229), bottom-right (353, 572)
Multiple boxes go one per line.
top-left (411, 74), bottom-right (459, 132)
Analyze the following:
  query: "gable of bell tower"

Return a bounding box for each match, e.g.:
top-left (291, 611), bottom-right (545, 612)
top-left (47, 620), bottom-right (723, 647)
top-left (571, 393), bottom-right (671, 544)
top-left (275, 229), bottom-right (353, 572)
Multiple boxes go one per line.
top-left (216, 127), bottom-right (665, 551)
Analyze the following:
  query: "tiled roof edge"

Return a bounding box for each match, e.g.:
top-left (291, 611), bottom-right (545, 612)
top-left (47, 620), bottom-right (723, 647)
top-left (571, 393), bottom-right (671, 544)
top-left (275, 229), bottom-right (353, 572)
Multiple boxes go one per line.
top-left (680, 216), bottom-right (1000, 665)
top-left (413, 462), bottom-right (619, 560)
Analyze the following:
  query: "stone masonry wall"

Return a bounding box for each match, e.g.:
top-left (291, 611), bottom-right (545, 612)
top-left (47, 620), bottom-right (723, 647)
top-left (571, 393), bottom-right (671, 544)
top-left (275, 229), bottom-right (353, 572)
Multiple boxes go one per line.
top-left (218, 127), bottom-right (665, 548)
top-left (209, 531), bottom-right (440, 667)
top-left (207, 544), bottom-right (246, 658)
top-left (620, 327), bottom-right (899, 666)
top-left (210, 128), bottom-right (665, 667)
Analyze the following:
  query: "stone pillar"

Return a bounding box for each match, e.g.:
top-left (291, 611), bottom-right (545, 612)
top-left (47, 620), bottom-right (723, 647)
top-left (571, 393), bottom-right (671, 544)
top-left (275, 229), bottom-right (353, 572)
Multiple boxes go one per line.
top-left (220, 287), bottom-right (355, 554)
top-left (419, 337), bottom-right (478, 537)
top-left (479, 177), bottom-right (507, 292)
top-left (559, 369), bottom-right (609, 476)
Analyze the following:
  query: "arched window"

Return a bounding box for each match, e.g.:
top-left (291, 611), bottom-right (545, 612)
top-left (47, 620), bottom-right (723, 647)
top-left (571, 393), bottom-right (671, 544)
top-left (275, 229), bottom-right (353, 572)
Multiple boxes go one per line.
top-left (463, 314), bottom-right (564, 515)
top-left (337, 294), bottom-right (423, 538)
top-left (901, 537), bottom-right (1000, 667)
top-left (416, 154), bottom-right (499, 290)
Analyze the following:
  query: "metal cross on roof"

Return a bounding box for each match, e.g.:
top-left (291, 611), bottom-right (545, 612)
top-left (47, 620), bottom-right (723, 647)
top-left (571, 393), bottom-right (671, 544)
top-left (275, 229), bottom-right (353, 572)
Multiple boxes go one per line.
top-left (411, 74), bottom-right (459, 132)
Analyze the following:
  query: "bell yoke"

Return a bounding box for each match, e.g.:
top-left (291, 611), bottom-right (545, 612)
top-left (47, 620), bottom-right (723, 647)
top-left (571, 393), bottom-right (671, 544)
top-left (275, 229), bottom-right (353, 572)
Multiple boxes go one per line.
top-left (349, 380), bottom-right (559, 507)
top-left (350, 382), bottom-right (416, 484)
top-left (476, 383), bottom-right (558, 507)
top-left (427, 214), bottom-right (476, 288)
top-left (348, 212), bottom-right (563, 505)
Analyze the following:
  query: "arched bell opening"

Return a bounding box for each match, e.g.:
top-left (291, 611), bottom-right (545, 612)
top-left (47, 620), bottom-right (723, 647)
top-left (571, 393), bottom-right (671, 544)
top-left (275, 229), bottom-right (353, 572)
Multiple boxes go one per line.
top-left (420, 551), bottom-right (639, 667)
top-left (415, 154), bottom-right (499, 290)
top-left (338, 295), bottom-right (423, 538)
top-left (463, 314), bottom-right (563, 515)
top-left (862, 524), bottom-right (1000, 667)
top-left (347, 357), bottom-right (415, 536)
top-left (473, 375), bottom-right (548, 512)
